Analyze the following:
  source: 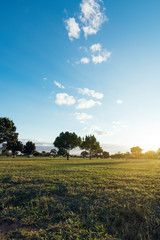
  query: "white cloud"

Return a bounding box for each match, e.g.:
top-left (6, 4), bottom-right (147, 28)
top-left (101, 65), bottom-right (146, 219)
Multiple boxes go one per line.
top-left (90, 43), bottom-right (102, 52)
top-left (89, 125), bottom-right (113, 136)
top-left (80, 57), bottom-right (90, 64)
top-left (55, 93), bottom-right (76, 106)
top-left (76, 98), bottom-right (102, 109)
top-left (82, 26), bottom-right (97, 37)
top-left (116, 100), bottom-right (123, 104)
top-left (78, 88), bottom-right (103, 99)
top-left (20, 138), bottom-right (53, 147)
top-left (75, 112), bottom-right (93, 120)
top-left (43, 77), bottom-right (47, 81)
top-left (92, 50), bottom-right (111, 64)
top-left (54, 81), bottom-right (65, 89)
top-left (65, 17), bottom-right (81, 41)
top-left (78, 44), bottom-right (111, 65)
top-left (80, 0), bottom-right (108, 38)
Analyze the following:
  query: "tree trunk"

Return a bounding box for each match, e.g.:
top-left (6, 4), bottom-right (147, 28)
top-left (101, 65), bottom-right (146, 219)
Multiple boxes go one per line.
top-left (67, 153), bottom-right (69, 160)
top-left (90, 151), bottom-right (91, 160)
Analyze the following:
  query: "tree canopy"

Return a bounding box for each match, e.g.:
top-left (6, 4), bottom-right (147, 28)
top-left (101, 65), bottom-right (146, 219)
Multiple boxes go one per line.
top-left (6, 141), bottom-right (23, 157)
top-left (24, 141), bottom-right (36, 157)
top-left (54, 131), bottom-right (81, 160)
top-left (0, 117), bottom-right (18, 145)
top-left (103, 151), bottom-right (110, 159)
top-left (131, 146), bottom-right (142, 157)
top-left (81, 135), bottom-right (101, 159)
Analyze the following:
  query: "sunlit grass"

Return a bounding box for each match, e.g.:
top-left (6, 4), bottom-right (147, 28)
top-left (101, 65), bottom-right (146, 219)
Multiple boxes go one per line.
top-left (0, 157), bottom-right (160, 239)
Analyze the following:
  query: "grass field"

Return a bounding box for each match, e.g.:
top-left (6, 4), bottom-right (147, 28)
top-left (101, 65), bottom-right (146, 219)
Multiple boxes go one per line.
top-left (0, 157), bottom-right (160, 240)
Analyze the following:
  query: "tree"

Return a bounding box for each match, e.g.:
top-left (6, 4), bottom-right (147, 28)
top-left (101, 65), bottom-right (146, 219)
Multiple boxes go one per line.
top-left (144, 151), bottom-right (157, 159)
top-left (54, 132), bottom-right (81, 160)
top-left (111, 152), bottom-right (124, 159)
top-left (123, 152), bottom-right (132, 159)
top-left (157, 148), bottom-right (160, 157)
top-left (131, 146), bottom-right (142, 158)
top-left (81, 135), bottom-right (101, 160)
top-left (50, 149), bottom-right (57, 158)
top-left (81, 150), bottom-right (89, 158)
top-left (23, 141), bottom-right (36, 157)
top-left (6, 141), bottom-right (23, 157)
top-left (103, 151), bottom-right (110, 159)
top-left (94, 145), bottom-right (103, 158)
top-left (58, 148), bottom-right (67, 156)
top-left (0, 118), bottom-right (18, 145)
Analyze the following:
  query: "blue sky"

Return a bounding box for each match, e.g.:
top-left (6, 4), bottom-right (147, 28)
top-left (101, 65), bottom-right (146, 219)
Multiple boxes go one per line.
top-left (1, 0), bottom-right (160, 152)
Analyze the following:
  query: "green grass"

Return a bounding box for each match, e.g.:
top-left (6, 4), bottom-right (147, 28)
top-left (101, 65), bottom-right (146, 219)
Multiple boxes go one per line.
top-left (0, 157), bottom-right (160, 240)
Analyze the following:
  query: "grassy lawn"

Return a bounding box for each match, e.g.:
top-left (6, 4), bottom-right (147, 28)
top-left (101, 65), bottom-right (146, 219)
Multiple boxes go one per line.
top-left (0, 157), bottom-right (160, 239)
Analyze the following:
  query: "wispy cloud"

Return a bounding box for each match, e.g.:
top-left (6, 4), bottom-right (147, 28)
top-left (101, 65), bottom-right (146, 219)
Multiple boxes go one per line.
top-left (54, 81), bottom-right (65, 89)
top-left (90, 43), bottom-right (102, 52)
top-left (65, 17), bottom-right (81, 41)
top-left (80, 0), bottom-right (108, 38)
top-left (75, 112), bottom-right (93, 120)
top-left (116, 100), bottom-right (123, 104)
top-left (65, 0), bottom-right (107, 40)
top-left (92, 50), bottom-right (111, 64)
top-left (78, 88), bottom-right (103, 99)
top-left (55, 93), bottom-right (76, 105)
top-left (20, 139), bottom-right (53, 147)
top-left (79, 43), bottom-right (111, 65)
top-left (89, 125), bottom-right (113, 136)
top-left (80, 57), bottom-right (90, 64)
top-left (43, 77), bottom-right (47, 81)
top-left (76, 98), bottom-right (102, 109)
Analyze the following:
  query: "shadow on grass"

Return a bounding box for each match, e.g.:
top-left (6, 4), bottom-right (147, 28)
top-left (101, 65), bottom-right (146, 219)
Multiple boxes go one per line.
top-left (61, 161), bottom-right (128, 167)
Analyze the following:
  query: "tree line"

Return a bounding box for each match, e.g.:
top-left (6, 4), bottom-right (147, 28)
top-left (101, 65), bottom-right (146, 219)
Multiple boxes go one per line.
top-left (0, 118), bottom-right (102, 159)
top-left (1, 117), bottom-right (160, 160)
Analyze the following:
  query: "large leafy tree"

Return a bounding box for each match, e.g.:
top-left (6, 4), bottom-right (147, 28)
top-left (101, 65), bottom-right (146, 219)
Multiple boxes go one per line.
top-left (57, 148), bottom-right (67, 156)
top-left (24, 141), bottom-right (36, 157)
top-left (81, 135), bottom-right (101, 160)
top-left (54, 132), bottom-right (81, 160)
top-left (81, 150), bottom-right (89, 158)
top-left (0, 117), bottom-right (18, 145)
top-left (131, 146), bottom-right (142, 158)
top-left (103, 151), bottom-right (110, 159)
top-left (6, 141), bottom-right (23, 157)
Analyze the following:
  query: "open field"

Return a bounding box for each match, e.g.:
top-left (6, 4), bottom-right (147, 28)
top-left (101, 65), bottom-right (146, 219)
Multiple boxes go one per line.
top-left (0, 157), bottom-right (160, 240)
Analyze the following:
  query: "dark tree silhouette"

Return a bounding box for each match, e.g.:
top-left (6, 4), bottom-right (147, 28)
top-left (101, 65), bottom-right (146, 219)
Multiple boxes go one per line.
top-left (54, 132), bottom-right (81, 160)
top-left (24, 141), bottom-right (36, 157)
top-left (81, 135), bottom-right (101, 160)
top-left (103, 151), bottom-right (110, 159)
top-left (0, 117), bottom-right (18, 145)
top-left (7, 141), bottom-right (23, 157)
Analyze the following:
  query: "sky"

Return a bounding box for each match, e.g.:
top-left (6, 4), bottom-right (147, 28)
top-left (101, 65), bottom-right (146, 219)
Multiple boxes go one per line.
top-left (1, 0), bottom-right (160, 153)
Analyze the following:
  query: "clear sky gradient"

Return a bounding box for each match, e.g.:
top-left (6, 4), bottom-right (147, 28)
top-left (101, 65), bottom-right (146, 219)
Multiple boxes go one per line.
top-left (1, 0), bottom-right (160, 152)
